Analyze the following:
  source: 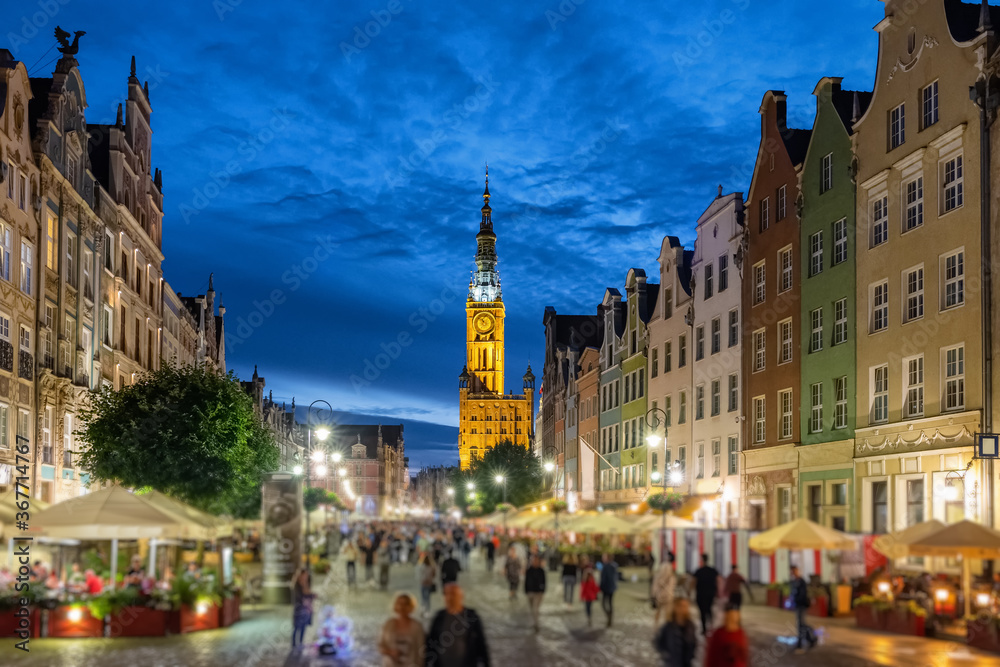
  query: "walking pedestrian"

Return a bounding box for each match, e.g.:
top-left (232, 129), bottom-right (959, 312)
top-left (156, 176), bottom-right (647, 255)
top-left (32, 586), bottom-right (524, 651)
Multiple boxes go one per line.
top-left (693, 553), bottom-right (721, 636)
top-left (440, 549), bottom-right (461, 586)
top-left (525, 555), bottom-right (546, 633)
top-left (561, 553), bottom-right (578, 607)
top-left (599, 553), bottom-right (618, 627)
top-left (290, 568), bottom-right (314, 649)
top-left (425, 583), bottom-right (491, 667)
top-left (360, 536), bottom-right (378, 586)
top-left (462, 538), bottom-right (472, 571)
top-left (580, 568), bottom-right (599, 627)
top-left (704, 603), bottom-right (749, 667)
top-left (789, 565), bottom-right (817, 654)
top-left (417, 554), bottom-right (437, 618)
top-left (654, 597), bottom-right (697, 667)
top-left (485, 538), bottom-right (496, 573)
top-left (724, 564), bottom-right (753, 610)
top-left (378, 541), bottom-right (392, 591)
top-left (378, 592), bottom-right (425, 667)
top-left (504, 546), bottom-right (522, 601)
top-left (652, 552), bottom-right (677, 628)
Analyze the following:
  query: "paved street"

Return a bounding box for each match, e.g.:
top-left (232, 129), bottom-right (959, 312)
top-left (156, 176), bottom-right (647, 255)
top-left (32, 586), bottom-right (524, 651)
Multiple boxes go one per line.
top-left (8, 552), bottom-right (1000, 666)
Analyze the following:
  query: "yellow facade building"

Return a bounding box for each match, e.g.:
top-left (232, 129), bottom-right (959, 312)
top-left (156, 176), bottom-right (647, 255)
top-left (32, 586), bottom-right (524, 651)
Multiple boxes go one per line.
top-left (457, 170), bottom-right (534, 470)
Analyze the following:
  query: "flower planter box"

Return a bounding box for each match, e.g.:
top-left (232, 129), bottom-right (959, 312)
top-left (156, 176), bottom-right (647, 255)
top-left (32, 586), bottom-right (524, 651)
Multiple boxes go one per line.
top-left (884, 609), bottom-right (925, 637)
top-left (855, 605), bottom-right (884, 631)
top-left (46, 606), bottom-right (104, 638)
top-left (808, 596), bottom-right (830, 618)
top-left (968, 622), bottom-right (1000, 653)
top-left (766, 589), bottom-right (786, 609)
top-left (219, 594), bottom-right (241, 628)
top-left (0, 607), bottom-right (40, 638)
top-left (106, 606), bottom-right (169, 637)
top-left (168, 603), bottom-right (220, 634)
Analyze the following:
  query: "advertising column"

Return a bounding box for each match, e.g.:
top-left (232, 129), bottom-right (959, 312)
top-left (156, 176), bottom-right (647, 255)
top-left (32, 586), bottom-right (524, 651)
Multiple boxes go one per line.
top-left (262, 472), bottom-right (302, 604)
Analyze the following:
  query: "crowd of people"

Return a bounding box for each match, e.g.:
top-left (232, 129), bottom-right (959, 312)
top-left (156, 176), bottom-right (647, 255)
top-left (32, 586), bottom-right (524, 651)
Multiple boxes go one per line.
top-left (289, 520), bottom-right (790, 666)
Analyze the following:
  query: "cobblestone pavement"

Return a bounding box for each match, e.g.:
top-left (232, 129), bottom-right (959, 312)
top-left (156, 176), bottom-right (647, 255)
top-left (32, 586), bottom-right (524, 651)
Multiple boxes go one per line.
top-left (7, 553), bottom-right (1000, 666)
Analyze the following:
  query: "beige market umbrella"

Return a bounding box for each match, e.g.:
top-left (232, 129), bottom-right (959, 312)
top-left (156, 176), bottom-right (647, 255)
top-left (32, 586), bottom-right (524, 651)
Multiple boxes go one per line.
top-left (903, 520), bottom-right (1000, 618)
top-left (631, 513), bottom-right (698, 532)
top-left (872, 519), bottom-right (946, 560)
top-left (33, 485), bottom-right (220, 589)
top-left (748, 518), bottom-right (855, 556)
top-left (141, 489), bottom-right (232, 540)
top-left (561, 512), bottom-right (638, 535)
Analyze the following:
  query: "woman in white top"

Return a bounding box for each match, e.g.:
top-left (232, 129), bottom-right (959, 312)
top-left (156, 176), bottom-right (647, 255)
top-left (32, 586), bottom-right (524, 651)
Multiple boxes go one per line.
top-left (378, 592), bottom-right (425, 667)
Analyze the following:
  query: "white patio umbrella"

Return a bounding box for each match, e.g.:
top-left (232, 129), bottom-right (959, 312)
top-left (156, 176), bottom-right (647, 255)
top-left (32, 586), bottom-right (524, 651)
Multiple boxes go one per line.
top-left (872, 519), bottom-right (946, 560)
top-left (748, 518), bottom-right (855, 556)
top-left (33, 485), bottom-right (217, 589)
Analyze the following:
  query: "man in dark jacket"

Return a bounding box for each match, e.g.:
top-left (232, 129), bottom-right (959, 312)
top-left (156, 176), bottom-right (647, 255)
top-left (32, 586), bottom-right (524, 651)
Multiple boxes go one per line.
top-left (790, 566), bottom-right (816, 653)
top-left (524, 555), bottom-right (546, 632)
top-left (692, 553), bottom-right (720, 636)
top-left (441, 549), bottom-right (462, 586)
top-left (426, 583), bottom-right (490, 667)
top-left (599, 553), bottom-right (619, 627)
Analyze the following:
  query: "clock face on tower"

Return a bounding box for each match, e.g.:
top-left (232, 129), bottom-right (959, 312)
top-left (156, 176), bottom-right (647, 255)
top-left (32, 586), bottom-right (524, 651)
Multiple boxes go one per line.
top-left (473, 312), bottom-right (495, 335)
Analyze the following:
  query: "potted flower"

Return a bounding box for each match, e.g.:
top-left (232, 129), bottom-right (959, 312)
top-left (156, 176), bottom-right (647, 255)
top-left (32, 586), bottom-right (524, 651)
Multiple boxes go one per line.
top-left (47, 601), bottom-right (104, 638)
top-left (92, 588), bottom-right (166, 638)
top-left (550, 500), bottom-right (568, 514)
top-left (766, 583), bottom-right (788, 609)
top-left (218, 582), bottom-right (242, 628)
top-left (647, 492), bottom-right (685, 513)
top-left (967, 613), bottom-right (1000, 653)
top-left (165, 577), bottom-right (222, 634)
top-left (807, 585), bottom-right (830, 618)
top-left (495, 502), bottom-right (516, 514)
top-left (466, 504), bottom-right (483, 517)
top-left (884, 600), bottom-right (926, 637)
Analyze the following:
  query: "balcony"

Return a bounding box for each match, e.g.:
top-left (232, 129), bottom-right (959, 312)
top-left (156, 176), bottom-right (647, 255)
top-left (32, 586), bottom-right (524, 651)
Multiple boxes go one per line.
top-left (18, 351), bottom-right (33, 380)
top-left (0, 340), bottom-right (12, 372)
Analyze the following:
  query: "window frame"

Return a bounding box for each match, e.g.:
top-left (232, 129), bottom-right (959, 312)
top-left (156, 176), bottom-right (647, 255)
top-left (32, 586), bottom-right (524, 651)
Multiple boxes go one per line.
top-left (942, 249), bottom-right (965, 310)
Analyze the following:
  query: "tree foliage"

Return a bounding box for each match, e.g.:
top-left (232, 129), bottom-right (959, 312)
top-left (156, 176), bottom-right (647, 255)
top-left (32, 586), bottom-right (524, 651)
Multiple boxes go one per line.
top-left (77, 364), bottom-right (279, 518)
top-left (304, 487), bottom-right (343, 513)
top-left (450, 440), bottom-right (543, 514)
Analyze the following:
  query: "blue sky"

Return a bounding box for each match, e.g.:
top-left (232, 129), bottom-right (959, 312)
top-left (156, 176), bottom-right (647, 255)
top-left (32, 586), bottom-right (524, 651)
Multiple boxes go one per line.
top-left (3, 0), bottom-right (885, 468)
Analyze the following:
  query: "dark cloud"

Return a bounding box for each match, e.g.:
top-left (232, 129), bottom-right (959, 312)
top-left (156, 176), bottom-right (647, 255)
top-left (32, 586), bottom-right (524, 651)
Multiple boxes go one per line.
top-left (3, 0), bottom-right (883, 468)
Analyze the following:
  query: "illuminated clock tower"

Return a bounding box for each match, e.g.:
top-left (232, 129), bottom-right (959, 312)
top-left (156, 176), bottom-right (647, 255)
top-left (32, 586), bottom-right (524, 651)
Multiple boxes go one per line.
top-left (458, 168), bottom-right (535, 470)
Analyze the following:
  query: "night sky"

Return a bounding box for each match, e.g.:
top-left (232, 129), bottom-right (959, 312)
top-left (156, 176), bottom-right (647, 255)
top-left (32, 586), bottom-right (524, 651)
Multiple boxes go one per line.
top-left (3, 1), bottom-right (884, 468)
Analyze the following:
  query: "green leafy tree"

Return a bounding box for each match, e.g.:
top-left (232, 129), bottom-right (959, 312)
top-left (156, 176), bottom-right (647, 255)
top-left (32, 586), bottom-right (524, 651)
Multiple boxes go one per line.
top-left (77, 364), bottom-right (279, 518)
top-left (451, 440), bottom-right (543, 514)
top-left (303, 487), bottom-right (344, 513)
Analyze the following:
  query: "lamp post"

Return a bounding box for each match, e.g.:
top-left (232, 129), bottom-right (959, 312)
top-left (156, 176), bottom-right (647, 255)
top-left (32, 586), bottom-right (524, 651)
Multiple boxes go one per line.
top-left (646, 405), bottom-right (684, 564)
top-left (495, 474), bottom-right (507, 534)
top-left (302, 399), bottom-right (333, 573)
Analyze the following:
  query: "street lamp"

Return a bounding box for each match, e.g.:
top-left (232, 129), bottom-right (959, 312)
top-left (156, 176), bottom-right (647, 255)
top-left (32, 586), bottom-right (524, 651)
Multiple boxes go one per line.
top-left (467, 482), bottom-right (475, 491)
top-left (495, 475), bottom-right (507, 534)
top-left (544, 461), bottom-right (555, 473)
top-left (645, 405), bottom-right (674, 564)
top-left (303, 399), bottom-right (333, 573)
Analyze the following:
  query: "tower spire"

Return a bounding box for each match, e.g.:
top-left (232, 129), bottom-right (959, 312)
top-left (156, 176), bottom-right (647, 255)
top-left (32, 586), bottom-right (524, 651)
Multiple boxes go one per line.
top-left (470, 168), bottom-right (501, 303)
top-left (481, 164), bottom-right (492, 230)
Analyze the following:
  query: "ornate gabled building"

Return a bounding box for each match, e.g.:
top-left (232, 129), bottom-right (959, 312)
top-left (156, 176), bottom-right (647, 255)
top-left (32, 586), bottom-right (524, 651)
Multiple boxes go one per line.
top-left (176, 273), bottom-right (225, 371)
top-left (241, 367), bottom-right (303, 473)
top-left (29, 43), bottom-right (102, 502)
top-left (325, 424), bottom-right (407, 517)
top-left (457, 169), bottom-right (535, 470)
top-left (0, 50), bottom-right (41, 497)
